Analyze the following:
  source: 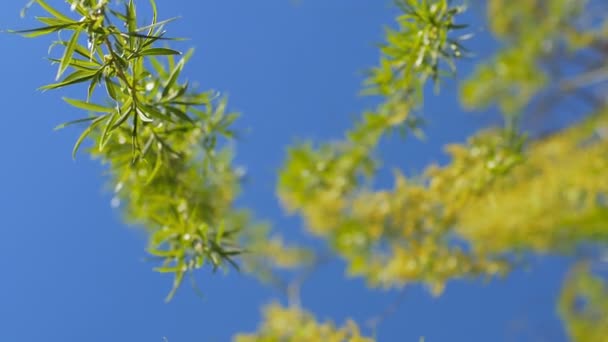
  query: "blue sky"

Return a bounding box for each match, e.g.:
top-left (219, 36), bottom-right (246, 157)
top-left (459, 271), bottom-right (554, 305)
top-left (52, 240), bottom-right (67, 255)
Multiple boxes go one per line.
top-left (0, 1), bottom-right (571, 341)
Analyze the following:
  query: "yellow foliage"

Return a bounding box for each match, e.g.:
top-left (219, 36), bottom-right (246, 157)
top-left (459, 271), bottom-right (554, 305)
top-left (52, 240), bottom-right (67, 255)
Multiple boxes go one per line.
top-left (279, 112), bottom-right (608, 294)
top-left (459, 115), bottom-right (608, 254)
top-left (559, 263), bottom-right (608, 342)
top-left (233, 304), bottom-right (373, 342)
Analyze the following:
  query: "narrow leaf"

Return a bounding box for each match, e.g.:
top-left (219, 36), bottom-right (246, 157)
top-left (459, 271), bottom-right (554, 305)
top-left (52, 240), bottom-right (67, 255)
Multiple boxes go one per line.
top-left (104, 77), bottom-right (121, 101)
top-left (99, 111), bottom-right (119, 150)
top-left (166, 106), bottom-right (193, 123)
top-left (63, 97), bottom-right (114, 113)
top-left (146, 144), bottom-right (163, 184)
top-left (72, 115), bottom-right (107, 159)
top-left (48, 57), bottom-right (99, 71)
top-left (135, 47), bottom-right (181, 57)
top-left (9, 23), bottom-right (76, 37)
top-left (136, 106), bottom-right (154, 123)
top-left (118, 30), bottom-right (181, 41)
top-left (39, 70), bottom-right (97, 90)
top-left (127, 0), bottom-right (137, 48)
top-left (36, 0), bottom-right (73, 22)
top-left (148, 0), bottom-right (158, 37)
top-left (137, 17), bottom-right (179, 33)
top-left (162, 59), bottom-right (185, 98)
top-left (112, 102), bottom-right (134, 129)
top-left (35, 16), bottom-right (72, 26)
top-left (57, 27), bottom-right (82, 80)
top-left (87, 72), bottom-right (101, 101)
top-left (54, 116), bottom-right (101, 131)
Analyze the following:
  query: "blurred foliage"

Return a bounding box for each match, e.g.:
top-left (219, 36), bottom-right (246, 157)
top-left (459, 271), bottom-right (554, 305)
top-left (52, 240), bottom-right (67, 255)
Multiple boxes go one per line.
top-left (233, 304), bottom-right (373, 342)
top-left (275, 0), bottom-right (608, 338)
top-left (15, 0), bottom-right (248, 300)
top-left (559, 263), bottom-right (608, 342)
top-left (278, 0), bottom-right (511, 295)
top-left (14, 0), bottom-right (608, 340)
top-left (461, 0), bottom-right (607, 123)
top-left (461, 0), bottom-right (584, 117)
top-left (239, 224), bottom-right (316, 288)
top-left (458, 113), bottom-right (608, 254)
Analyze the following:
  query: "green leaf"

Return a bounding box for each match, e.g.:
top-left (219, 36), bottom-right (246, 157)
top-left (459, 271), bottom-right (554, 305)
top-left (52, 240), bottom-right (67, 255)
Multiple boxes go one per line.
top-left (149, 56), bottom-right (168, 77)
top-left (146, 145), bottom-right (164, 184)
top-left (9, 23), bottom-right (76, 37)
top-left (55, 40), bottom-right (102, 63)
top-left (135, 47), bottom-right (182, 57)
top-left (127, 0), bottom-right (137, 32)
top-left (54, 116), bottom-right (102, 131)
top-left (139, 104), bottom-right (172, 122)
top-left (112, 100), bottom-right (134, 129)
top-left (147, 0), bottom-right (158, 36)
top-left (48, 57), bottom-right (99, 71)
top-left (154, 266), bottom-right (180, 273)
top-left (109, 9), bottom-right (128, 22)
top-left (39, 69), bottom-right (97, 90)
top-left (221, 112), bottom-right (239, 128)
top-left (215, 221), bottom-right (225, 245)
top-left (165, 266), bottom-right (185, 302)
top-left (127, 0), bottom-right (137, 48)
top-left (35, 16), bottom-right (72, 26)
top-left (165, 106), bottom-right (193, 123)
top-left (137, 17), bottom-right (179, 34)
top-left (72, 115), bottom-right (107, 159)
top-left (87, 72), bottom-right (102, 101)
top-left (99, 111), bottom-right (118, 150)
top-left (162, 58), bottom-right (185, 98)
top-left (63, 97), bottom-right (114, 113)
top-left (104, 77), bottom-right (122, 101)
top-left (136, 107), bottom-right (154, 123)
top-left (36, 0), bottom-right (73, 22)
top-left (118, 30), bottom-right (181, 41)
top-left (148, 248), bottom-right (177, 258)
top-left (57, 27), bottom-right (83, 80)
top-left (68, 1), bottom-right (87, 16)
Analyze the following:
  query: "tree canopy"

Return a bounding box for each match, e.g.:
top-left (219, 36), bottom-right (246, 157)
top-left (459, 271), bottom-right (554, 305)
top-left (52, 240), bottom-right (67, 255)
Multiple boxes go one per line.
top-left (12, 0), bottom-right (608, 340)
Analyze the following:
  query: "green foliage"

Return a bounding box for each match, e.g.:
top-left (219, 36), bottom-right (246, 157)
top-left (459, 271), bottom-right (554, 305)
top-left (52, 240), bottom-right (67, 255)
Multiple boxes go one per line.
top-left (461, 0), bottom-right (596, 122)
top-left (15, 0), bottom-right (246, 300)
top-left (14, 0), bottom-right (608, 339)
top-left (233, 304), bottom-right (373, 342)
top-left (559, 263), bottom-right (608, 342)
top-left (277, 0), bottom-right (511, 295)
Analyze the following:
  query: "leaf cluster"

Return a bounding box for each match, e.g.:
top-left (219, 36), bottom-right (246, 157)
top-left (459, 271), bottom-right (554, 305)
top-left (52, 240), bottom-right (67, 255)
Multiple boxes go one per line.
top-left (234, 304), bottom-right (373, 342)
top-left (15, 0), bottom-right (245, 299)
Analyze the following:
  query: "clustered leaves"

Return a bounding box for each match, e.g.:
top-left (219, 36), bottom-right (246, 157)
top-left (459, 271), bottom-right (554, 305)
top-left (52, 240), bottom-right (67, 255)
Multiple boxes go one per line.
top-left (16, 0), bottom-right (245, 299)
top-left (559, 263), bottom-right (608, 342)
top-left (239, 224), bottom-right (316, 286)
top-left (278, 0), bottom-right (608, 298)
top-left (278, 0), bottom-right (497, 295)
top-left (461, 0), bottom-right (594, 122)
top-left (364, 0), bottom-right (469, 134)
top-left (457, 113), bottom-right (608, 254)
top-left (15, 0), bottom-right (608, 339)
top-left (233, 304), bottom-right (373, 342)
top-left (234, 0), bottom-right (608, 337)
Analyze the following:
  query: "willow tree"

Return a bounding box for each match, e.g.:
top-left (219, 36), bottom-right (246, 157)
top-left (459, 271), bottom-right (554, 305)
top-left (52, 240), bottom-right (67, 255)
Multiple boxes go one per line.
top-left (13, 0), bottom-right (608, 340)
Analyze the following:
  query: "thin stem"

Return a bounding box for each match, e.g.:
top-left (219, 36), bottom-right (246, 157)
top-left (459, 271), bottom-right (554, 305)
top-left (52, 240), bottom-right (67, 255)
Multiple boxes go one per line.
top-left (365, 289), bottom-right (407, 335)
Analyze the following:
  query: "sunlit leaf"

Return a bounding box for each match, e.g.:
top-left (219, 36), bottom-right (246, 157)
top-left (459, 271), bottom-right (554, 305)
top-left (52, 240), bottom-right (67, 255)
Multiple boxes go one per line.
top-left (36, 0), bottom-right (73, 22)
top-left (72, 115), bottom-right (107, 159)
top-left (63, 97), bottom-right (114, 113)
top-left (57, 27), bottom-right (83, 80)
top-left (39, 69), bottom-right (97, 90)
top-left (135, 47), bottom-right (181, 57)
top-left (54, 116), bottom-right (102, 131)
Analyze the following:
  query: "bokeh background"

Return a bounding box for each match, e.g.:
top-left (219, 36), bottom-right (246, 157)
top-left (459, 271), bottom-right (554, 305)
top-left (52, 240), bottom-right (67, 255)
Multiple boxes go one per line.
top-left (0, 1), bottom-right (571, 341)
